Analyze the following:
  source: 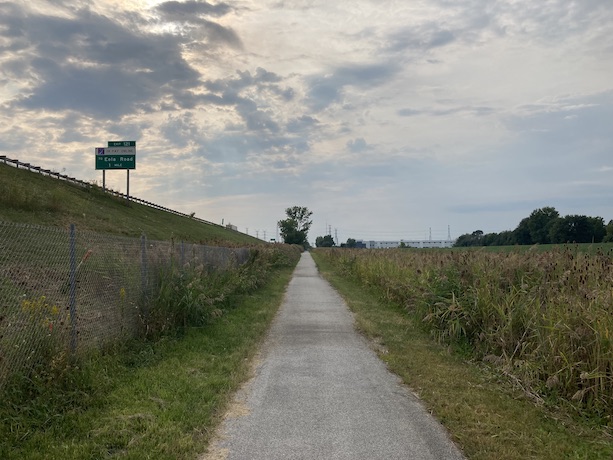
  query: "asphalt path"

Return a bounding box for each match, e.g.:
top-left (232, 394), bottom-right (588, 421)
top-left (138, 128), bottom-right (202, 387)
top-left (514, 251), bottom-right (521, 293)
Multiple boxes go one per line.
top-left (203, 252), bottom-right (464, 460)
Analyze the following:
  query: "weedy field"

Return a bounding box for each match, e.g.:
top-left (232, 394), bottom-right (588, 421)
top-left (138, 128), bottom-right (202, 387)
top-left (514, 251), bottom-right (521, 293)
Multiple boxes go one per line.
top-left (315, 246), bottom-right (613, 423)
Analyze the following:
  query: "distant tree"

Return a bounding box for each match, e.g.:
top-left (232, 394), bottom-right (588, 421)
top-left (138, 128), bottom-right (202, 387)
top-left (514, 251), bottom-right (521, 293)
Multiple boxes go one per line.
top-left (453, 234), bottom-right (472, 247)
top-left (527, 206), bottom-right (559, 244)
top-left (278, 206), bottom-right (313, 248)
top-left (549, 215), bottom-right (606, 244)
top-left (590, 216), bottom-right (607, 243)
top-left (496, 230), bottom-right (517, 246)
top-left (454, 230), bottom-right (484, 247)
top-left (604, 220), bottom-right (613, 243)
top-left (514, 217), bottom-right (532, 245)
top-left (482, 232), bottom-right (498, 246)
top-left (455, 207), bottom-right (605, 248)
top-left (456, 230), bottom-right (516, 247)
top-left (315, 235), bottom-right (335, 247)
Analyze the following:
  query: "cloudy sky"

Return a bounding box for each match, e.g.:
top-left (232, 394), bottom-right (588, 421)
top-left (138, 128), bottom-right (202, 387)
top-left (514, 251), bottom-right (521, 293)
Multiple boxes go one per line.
top-left (1, 1), bottom-right (612, 243)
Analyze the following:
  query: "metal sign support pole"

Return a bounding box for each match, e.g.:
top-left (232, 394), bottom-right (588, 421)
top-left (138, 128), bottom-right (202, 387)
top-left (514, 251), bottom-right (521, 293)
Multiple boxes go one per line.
top-left (127, 169), bottom-right (130, 201)
top-left (102, 170), bottom-right (106, 192)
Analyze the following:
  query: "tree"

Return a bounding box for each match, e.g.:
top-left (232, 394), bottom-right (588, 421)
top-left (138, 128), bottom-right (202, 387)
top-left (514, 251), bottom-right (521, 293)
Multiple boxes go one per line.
top-left (604, 220), bottom-right (613, 243)
top-left (454, 230), bottom-right (484, 247)
top-left (315, 235), bottom-right (335, 247)
top-left (514, 217), bottom-right (532, 245)
top-left (549, 215), bottom-right (606, 244)
top-left (527, 206), bottom-right (559, 244)
top-left (278, 206), bottom-right (313, 247)
top-left (341, 238), bottom-right (358, 248)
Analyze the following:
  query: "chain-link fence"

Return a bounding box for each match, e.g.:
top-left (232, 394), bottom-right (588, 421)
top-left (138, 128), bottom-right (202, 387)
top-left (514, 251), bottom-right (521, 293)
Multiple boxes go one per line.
top-left (0, 221), bottom-right (250, 387)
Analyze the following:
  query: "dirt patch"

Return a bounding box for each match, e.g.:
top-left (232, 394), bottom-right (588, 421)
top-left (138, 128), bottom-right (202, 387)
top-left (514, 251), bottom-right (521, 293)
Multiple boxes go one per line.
top-left (199, 356), bottom-right (263, 460)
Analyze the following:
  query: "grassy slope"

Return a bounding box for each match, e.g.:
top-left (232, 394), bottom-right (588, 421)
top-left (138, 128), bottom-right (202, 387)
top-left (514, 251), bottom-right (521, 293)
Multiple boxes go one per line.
top-left (0, 163), bottom-right (259, 246)
top-left (312, 252), bottom-right (613, 460)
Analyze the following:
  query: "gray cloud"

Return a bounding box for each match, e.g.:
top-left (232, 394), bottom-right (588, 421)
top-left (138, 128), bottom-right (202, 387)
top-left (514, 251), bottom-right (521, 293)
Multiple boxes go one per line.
top-left (502, 91), bottom-right (613, 149)
top-left (0, 4), bottom-right (239, 119)
top-left (287, 115), bottom-right (318, 133)
top-left (17, 57), bottom-right (163, 118)
top-left (201, 68), bottom-right (295, 134)
top-left (156, 1), bottom-right (232, 18)
top-left (160, 112), bottom-right (202, 148)
top-left (346, 138), bottom-right (369, 153)
top-left (205, 68), bottom-right (283, 95)
top-left (155, 1), bottom-right (241, 48)
top-left (398, 106), bottom-right (495, 117)
top-left (381, 0), bottom-right (613, 60)
top-left (306, 62), bottom-right (399, 111)
top-left (386, 26), bottom-right (457, 53)
top-left (196, 130), bottom-right (309, 165)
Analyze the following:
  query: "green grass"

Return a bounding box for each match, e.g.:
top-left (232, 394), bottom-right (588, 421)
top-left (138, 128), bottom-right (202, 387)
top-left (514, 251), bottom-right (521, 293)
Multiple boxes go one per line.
top-left (0, 263), bottom-right (296, 459)
top-left (311, 251), bottom-right (613, 460)
top-left (0, 163), bottom-right (259, 245)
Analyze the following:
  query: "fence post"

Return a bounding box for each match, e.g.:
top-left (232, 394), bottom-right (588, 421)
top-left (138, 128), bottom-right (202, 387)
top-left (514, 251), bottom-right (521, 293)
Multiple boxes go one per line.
top-left (69, 224), bottom-right (77, 355)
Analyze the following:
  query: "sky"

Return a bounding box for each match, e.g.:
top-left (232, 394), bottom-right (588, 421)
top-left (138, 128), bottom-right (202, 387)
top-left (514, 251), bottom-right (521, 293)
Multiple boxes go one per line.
top-left (1, 0), bottom-right (612, 244)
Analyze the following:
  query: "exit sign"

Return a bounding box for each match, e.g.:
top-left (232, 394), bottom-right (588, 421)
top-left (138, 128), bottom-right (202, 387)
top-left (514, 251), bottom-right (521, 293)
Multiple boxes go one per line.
top-left (95, 147), bottom-right (136, 169)
top-left (108, 141), bottom-right (136, 147)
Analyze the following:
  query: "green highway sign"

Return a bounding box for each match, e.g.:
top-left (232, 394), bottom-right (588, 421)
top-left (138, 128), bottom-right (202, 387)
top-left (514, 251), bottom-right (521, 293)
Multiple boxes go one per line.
top-left (108, 141), bottom-right (136, 147)
top-left (95, 148), bottom-right (136, 170)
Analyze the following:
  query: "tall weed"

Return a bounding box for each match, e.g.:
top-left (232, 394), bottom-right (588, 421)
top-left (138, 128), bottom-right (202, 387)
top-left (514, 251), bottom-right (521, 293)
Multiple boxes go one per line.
top-left (316, 247), bottom-right (613, 422)
top-left (144, 245), bottom-right (300, 336)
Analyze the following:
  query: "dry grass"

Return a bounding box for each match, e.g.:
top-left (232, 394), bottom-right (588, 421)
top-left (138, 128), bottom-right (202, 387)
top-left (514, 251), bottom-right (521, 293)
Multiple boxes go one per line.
top-left (315, 247), bottom-right (613, 423)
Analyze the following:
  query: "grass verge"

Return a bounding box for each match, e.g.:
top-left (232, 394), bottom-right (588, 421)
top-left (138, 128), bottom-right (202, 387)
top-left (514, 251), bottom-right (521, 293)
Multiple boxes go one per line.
top-left (0, 264), bottom-right (295, 460)
top-left (311, 252), bottom-right (613, 460)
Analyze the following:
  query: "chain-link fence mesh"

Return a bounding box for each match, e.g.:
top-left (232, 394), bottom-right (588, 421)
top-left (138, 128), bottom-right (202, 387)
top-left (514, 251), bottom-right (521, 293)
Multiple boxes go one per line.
top-left (0, 221), bottom-right (251, 387)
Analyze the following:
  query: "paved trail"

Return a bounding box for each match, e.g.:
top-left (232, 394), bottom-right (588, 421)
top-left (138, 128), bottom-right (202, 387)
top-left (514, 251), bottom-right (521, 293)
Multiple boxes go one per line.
top-left (204, 252), bottom-right (464, 460)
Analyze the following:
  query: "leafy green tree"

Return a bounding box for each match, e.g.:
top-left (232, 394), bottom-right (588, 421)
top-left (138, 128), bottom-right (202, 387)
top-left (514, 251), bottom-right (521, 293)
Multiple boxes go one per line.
top-left (454, 230), bottom-right (484, 247)
top-left (315, 235), bottom-right (335, 247)
top-left (278, 206), bottom-right (313, 247)
top-left (494, 230), bottom-right (516, 246)
top-left (527, 206), bottom-right (559, 244)
top-left (514, 217), bottom-right (532, 245)
top-left (346, 238), bottom-right (357, 248)
top-left (604, 220), bottom-right (613, 242)
top-left (549, 215), bottom-right (606, 244)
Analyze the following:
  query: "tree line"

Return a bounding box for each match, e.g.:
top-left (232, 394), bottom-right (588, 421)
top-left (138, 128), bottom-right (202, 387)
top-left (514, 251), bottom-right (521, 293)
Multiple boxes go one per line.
top-left (455, 206), bottom-right (613, 247)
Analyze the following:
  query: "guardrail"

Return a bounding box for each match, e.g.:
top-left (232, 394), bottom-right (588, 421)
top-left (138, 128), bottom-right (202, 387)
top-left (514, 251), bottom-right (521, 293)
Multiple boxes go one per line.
top-left (0, 155), bottom-right (228, 230)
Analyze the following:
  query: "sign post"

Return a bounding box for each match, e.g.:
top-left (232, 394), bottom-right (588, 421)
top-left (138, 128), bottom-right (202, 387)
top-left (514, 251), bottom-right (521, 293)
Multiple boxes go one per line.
top-left (95, 141), bottom-right (136, 199)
